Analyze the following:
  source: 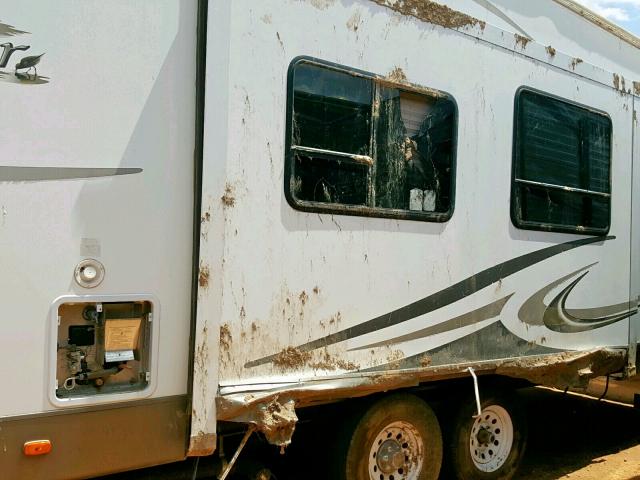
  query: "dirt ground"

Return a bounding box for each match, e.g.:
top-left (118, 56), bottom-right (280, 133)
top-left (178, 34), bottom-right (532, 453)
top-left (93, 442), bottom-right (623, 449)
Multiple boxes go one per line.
top-left (100, 385), bottom-right (640, 480)
top-left (516, 387), bottom-right (640, 480)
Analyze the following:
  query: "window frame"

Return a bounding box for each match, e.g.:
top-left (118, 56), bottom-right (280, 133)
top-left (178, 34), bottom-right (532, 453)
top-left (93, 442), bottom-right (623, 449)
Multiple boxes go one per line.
top-left (284, 56), bottom-right (458, 222)
top-left (510, 86), bottom-right (613, 236)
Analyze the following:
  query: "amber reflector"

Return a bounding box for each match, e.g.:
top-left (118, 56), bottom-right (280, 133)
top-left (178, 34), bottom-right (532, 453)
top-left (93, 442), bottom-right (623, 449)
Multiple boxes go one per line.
top-left (23, 440), bottom-right (52, 456)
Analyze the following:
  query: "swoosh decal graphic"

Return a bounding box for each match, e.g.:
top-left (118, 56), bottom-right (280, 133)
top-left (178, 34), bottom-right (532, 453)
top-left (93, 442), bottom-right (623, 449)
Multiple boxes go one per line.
top-left (519, 265), bottom-right (637, 332)
top-left (361, 321), bottom-right (559, 372)
top-left (543, 271), bottom-right (637, 333)
top-left (245, 236), bottom-right (613, 368)
top-left (349, 294), bottom-right (513, 351)
top-left (518, 264), bottom-right (596, 327)
top-left (0, 21), bottom-right (28, 37)
top-left (0, 166), bottom-right (143, 182)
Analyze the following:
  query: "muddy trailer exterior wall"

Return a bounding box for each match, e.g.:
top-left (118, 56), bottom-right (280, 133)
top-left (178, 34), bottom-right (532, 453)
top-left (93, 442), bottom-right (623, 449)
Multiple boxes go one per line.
top-left (191, 0), bottom-right (640, 452)
top-left (1, 0), bottom-right (640, 478)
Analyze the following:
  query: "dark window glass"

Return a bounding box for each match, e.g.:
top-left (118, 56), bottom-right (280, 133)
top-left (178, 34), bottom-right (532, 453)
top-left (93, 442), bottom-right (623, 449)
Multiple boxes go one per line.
top-left (375, 88), bottom-right (455, 212)
top-left (513, 90), bottom-right (611, 234)
top-left (292, 155), bottom-right (368, 206)
top-left (292, 64), bottom-right (372, 155)
top-left (287, 59), bottom-right (456, 221)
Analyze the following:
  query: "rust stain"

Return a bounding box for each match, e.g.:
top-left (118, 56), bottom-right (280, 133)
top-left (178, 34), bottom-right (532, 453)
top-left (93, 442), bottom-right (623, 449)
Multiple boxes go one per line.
top-left (299, 290), bottom-right (309, 305)
top-left (200, 209), bottom-right (211, 223)
top-left (309, 350), bottom-right (360, 371)
top-left (194, 325), bottom-right (209, 375)
top-left (379, 66), bottom-right (444, 98)
top-left (306, 0), bottom-right (336, 10)
top-left (346, 10), bottom-right (362, 32)
top-left (545, 45), bottom-right (556, 57)
top-left (312, 286), bottom-right (320, 295)
top-left (514, 33), bottom-right (531, 49)
top-left (613, 74), bottom-right (628, 94)
top-left (220, 323), bottom-right (232, 351)
top-left (420, 354), bottom-right (432, 368)
top-left (198, 264), bottom-right (210, 289)
top-left (633, 81), bottom-right (640, 95)
top-left (370, 0), bottom-right (485, 30)
top-left (387, 66), bottom-right (407, 83)
top-left (273, 347), bottom-right (312, 370)
top-left (336, 359), bottom-right (359, 370)
top-left (240, 306), bottom-right (246, 321)
top-left (188, 432), bottom-right (217, 456)
top-left (309, 350), bottom-right (336, 371)
top-left (221, 184), bottom-right (235, 207)
top-left (386, 349), bottom-right (405, 370)
top-left (251, 322), bottom-right (258, 333)
top-left (570, 57), bottom-right (583, 70)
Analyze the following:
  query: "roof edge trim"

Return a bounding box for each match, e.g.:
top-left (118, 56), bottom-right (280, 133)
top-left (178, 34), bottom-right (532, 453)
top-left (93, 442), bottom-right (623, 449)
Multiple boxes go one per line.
top-left (553, 0), bottom-right (640, 49)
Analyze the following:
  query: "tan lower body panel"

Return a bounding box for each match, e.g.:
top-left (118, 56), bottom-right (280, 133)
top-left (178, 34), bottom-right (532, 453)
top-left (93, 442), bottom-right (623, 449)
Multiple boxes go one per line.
top-left (0, 395), bottom-right (189, 480)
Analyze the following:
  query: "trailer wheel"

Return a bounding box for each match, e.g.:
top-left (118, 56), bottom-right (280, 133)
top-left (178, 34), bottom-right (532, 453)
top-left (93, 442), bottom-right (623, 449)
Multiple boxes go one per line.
top-left (333, 393), bottom-right (442, 480)
top-left (447, 391), bottom-right (526, 480)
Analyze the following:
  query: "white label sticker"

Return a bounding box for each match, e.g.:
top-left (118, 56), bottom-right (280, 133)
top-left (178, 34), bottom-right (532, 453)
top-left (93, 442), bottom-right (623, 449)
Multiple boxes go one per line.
top-left (105, 350), bottom-right (135, 362)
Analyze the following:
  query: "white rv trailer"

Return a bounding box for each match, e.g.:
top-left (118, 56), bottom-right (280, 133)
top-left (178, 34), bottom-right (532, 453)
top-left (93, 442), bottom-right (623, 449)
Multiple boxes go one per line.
top-left (1, 0), bottom-right (640, 479)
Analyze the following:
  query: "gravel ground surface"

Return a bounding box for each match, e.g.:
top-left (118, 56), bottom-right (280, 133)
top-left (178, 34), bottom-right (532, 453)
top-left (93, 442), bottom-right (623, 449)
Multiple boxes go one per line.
top-left (100, 386), bottom-right (640, 480)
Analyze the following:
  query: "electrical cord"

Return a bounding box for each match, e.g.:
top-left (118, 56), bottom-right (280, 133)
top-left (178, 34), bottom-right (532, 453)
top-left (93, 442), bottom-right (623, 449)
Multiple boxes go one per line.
top-left (598, 374), bottom-right (610, 401)
top-left (191, 456), bottom-right (200, 480)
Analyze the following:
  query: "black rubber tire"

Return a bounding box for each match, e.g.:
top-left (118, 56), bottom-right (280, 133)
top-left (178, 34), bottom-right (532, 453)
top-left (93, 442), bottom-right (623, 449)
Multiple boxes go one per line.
top-left (332, 393), bottom-right (443, 480)
top-left (446, 391), bottom-right (527, 480)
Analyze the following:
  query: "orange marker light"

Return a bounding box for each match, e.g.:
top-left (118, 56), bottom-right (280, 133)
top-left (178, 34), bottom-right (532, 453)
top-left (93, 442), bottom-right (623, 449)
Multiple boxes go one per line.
top-left (23, 440), bottom-right (52, 456)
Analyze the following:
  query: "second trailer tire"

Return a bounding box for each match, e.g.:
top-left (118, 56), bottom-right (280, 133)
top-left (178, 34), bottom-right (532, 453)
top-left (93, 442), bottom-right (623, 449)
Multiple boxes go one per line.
top-left (333, 393), bottom-right (443, 480)
top-left (447, 391), bottom-right (527, 480)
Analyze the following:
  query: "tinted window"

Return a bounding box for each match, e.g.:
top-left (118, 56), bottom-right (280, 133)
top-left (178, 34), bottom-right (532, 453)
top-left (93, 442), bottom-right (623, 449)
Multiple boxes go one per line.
top-left (512, 90), bottom-right (611, 234)
top-left (286, 59), bottom-right (457, 221)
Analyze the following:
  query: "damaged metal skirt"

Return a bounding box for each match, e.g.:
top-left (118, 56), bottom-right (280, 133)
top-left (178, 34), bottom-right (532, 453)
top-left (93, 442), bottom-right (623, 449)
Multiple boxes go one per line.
top-left (218, 348), bottom-right (627, 446)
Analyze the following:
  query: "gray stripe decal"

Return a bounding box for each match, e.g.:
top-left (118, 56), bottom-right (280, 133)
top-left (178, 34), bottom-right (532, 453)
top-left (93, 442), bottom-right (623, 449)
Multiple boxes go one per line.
top-left (362, 321), bottom-right (559, 372)
top-left (349, 294), bottom-right (513, 351)
top-left (0, 166), bottom-right (142, 182)
top-left (245, 236), bottom-right (613, 368)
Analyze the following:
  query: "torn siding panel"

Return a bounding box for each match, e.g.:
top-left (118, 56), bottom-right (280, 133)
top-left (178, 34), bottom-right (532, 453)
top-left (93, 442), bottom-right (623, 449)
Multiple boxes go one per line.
top-left (218, 348), bottom-right (627, 446)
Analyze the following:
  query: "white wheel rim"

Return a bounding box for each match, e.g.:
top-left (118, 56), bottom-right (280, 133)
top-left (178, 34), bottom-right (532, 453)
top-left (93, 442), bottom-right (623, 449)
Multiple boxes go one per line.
top-left (468, 405), bottom-right (514, 473)
top-left (368, 421), bottom-right (424, 480)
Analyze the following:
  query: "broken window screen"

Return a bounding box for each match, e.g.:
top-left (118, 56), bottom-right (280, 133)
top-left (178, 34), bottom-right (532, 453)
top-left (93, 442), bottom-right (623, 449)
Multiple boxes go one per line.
top-left (512, 90), bottom-right (611, 234)
top-left (287, 59), bottom-right (456, 220)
